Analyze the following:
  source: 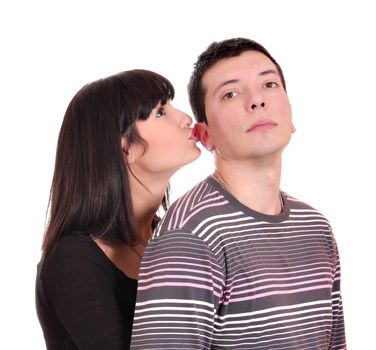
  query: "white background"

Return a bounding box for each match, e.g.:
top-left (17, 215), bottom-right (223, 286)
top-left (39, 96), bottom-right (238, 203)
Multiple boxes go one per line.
top-left (1, 0), bottom-right (374, 348)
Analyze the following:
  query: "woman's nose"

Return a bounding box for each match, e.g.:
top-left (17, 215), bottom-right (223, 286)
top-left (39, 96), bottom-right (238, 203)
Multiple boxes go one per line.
top-left (183, 114), bottom-right (193, 127)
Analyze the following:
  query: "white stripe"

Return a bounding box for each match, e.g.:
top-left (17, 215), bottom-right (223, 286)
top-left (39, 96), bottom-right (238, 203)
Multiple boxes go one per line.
top-left (135, 298), bottom-right (214, 309)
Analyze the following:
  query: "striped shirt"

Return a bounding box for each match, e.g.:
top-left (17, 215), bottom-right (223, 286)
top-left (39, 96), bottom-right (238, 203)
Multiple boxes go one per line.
top-left (130, 177), bottom-right (346, 349)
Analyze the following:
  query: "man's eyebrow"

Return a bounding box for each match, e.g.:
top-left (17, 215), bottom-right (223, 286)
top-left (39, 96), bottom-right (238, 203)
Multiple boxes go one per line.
top-left (212, 70), bottom-right (279, 95)
top-left (259, 69), bottom-right (279, 76)
top-left (213, 79), bottom-right (239, 96)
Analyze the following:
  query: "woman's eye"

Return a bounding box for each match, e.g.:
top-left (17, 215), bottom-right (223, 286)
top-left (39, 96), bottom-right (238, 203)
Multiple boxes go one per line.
top-left (265, 82), bottom-right (278, 88)
top-left (156, 107), bottom-right (166, 118)
top-left (222, 91), bottom-right (238, 100)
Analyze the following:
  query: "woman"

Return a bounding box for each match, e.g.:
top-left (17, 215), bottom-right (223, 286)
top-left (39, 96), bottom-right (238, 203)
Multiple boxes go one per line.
top-left (35, 69), bottom-right (201, 349)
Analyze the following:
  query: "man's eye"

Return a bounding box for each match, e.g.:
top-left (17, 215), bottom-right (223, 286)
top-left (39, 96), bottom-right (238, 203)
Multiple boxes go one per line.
top-left (156, 107), bottom-right (166, 118)
top-left (222, 91), bottom-right (238, 100)
top-left (265, 82), bottom-right (278, 88)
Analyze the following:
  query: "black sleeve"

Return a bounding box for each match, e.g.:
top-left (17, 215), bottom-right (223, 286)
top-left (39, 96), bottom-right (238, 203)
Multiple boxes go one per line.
top-left (46, 240), bottom-right (129, 349)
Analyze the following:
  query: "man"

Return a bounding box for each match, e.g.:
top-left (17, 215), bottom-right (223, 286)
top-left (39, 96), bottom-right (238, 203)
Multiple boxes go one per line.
top-left (130, 38), bottom-right (346, 349)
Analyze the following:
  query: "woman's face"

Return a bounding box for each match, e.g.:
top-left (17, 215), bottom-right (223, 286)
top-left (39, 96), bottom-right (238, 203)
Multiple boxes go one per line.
top-left (128, 101), bottom-right (201, 178)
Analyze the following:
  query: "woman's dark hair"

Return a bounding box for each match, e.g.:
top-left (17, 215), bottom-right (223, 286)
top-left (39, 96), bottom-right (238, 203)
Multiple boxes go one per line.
top-left (188, 37), bottom-right (286, 124)
top-left (42, 69), bottom-right (174, 254)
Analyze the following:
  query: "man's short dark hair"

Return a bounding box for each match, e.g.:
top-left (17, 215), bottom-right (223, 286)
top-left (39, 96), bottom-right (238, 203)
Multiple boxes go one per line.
top-left (188, 38), bottom-right (286, 124)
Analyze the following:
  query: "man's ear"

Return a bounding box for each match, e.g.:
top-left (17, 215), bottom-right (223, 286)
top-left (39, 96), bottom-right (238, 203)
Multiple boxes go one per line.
top-left (194, 123), bottom-right (214, 151)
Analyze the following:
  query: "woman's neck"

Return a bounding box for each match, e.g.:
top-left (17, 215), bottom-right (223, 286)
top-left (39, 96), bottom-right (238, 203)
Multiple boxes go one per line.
top-left (129, 174), bottom-right (168, 241)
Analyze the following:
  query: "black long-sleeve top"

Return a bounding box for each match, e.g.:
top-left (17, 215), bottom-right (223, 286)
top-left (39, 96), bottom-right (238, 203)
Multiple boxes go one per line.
top-left (36, 233), bottom-right (137, 349)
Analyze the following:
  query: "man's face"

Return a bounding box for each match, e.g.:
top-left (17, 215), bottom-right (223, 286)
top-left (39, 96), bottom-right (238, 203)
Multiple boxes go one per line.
top-left (201, 50), bottom-right (293, 163)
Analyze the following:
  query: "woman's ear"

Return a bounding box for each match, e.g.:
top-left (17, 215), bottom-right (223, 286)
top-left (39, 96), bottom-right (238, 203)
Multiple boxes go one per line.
top-left (194, 123), bottom-right (215, 151)
top-left (121, 137), bottom-right (136, 163)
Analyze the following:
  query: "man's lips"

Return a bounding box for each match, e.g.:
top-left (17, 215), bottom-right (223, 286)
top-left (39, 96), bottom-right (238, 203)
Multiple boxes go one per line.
top-left (247, 120), bottom-right (277, 132)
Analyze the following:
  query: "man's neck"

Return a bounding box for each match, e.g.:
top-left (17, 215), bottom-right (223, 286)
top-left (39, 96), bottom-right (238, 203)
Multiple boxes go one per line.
top-left (214, 157), bottom-right (283, 215)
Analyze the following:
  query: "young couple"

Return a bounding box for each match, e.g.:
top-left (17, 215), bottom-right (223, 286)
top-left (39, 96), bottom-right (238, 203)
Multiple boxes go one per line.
top-left (36, 38), bottom-right (346, 349)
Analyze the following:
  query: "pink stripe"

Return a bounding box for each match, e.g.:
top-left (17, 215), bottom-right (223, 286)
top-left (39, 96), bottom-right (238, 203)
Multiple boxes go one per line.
top-left (170, 195), bottom-right (186, 230)
top-left (232, 272), bottom-right (333, 290)
top-left (141, 257), bottom-right (222, 275)
top-left (223, 261), bottom-right (332, 286)
top-left (169, 183), bottom-right (212, 230)
top-left (233, 267), bottom-right (332, 286)
top-left (170, 186), bottom-right (199, 229)
top-left (228, 278), bottom-right (333, 296)
top-left (180, 200), bottom-right (229, 227)
top-left (181, 183), bottom-right (206, 225)
top-left (137, 281), bottom-right (221, 298)
top-left (223, 284), bottom-right (332, 304)
top-left (140, 260), bottom-right (224, 284)
top-left (139, 266), bottom-right (220, 280)
top-left (138, 274), bottom-right (222, 291)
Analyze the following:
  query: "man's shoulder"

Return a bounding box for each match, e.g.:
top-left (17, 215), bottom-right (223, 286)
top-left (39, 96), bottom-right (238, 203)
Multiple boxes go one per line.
top-left (156, 177), bottom-right (230, 236)
top-left (284, 191), bottom-right (331, 224)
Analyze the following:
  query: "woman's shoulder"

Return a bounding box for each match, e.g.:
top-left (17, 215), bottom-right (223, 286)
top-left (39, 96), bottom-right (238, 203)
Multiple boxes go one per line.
top-left (49, 234), bottom-right (96, 260)
top-left (38, 234), bottom-right (105, 280)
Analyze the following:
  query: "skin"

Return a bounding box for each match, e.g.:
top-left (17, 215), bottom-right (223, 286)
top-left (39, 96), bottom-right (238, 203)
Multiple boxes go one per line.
top-left (130, 101), bottom-right (200, 178)
top-left (96, 101), bottom-right (200, 279)
top-left (198, 50), bottom-right (294, 215)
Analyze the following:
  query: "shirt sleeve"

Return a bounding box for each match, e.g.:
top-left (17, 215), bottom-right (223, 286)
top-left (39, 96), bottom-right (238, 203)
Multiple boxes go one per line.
top-left (46, 244), bottom-right (129, 349)
top-left (130, 230), bottom-right (225, 349)
top-left (329, 239), bottom-right (347, 349)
